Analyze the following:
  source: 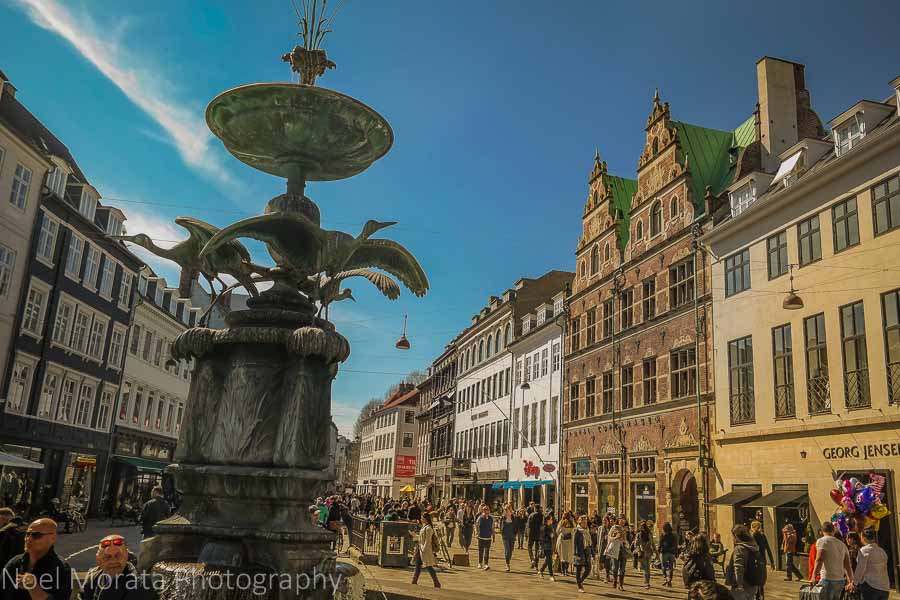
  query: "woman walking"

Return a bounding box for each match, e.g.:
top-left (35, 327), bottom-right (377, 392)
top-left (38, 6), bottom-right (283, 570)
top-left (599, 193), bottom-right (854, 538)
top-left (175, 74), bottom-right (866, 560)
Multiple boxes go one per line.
top-left (635, 521), bottom-right (654, 590)
top-left (514, 508), bottom-right (527, 549)
top-left (459, 503), bottom-right (475, 554)
top-left (605, 524), bottom-right (627, 590)
top-left (475, 504), bottom-right (495, 570)
top-left (749, 521), bottom-right (773, 600)
top-left (682, 533), bottom-right (716, 589)
top-left (538, 513), bottom-right (556, 581)
top-left (442, 506), bottom-right (457, 548)
top-left (854, 528), bottom-right (891, 600)
top-left (410, 512), bottom-right (441, 588)
top-left (556, 512), bottom-right (576, 576)
top-left (599, 515), bottom-right (612, 582)
top-left (501, 503), bottom-right (517, 572)
top-left (659, 522), bottom-right (679, 587)
top-left (573, 515), bottom-right (593, 592)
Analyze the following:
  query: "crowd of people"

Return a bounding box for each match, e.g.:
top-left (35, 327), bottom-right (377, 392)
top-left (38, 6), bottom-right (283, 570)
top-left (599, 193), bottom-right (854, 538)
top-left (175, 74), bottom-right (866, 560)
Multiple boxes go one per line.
top-left (318, 492), bottom-right (893, 600)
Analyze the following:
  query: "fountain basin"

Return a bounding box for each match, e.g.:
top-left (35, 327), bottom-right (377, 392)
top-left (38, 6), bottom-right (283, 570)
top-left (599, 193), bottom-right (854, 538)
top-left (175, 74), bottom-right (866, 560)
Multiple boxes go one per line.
top-left (206, 83), bottom-right (394, 181)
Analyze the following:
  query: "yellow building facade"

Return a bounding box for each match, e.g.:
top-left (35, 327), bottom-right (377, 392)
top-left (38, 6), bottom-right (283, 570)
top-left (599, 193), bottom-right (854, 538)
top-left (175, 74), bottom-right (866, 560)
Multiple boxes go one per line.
top-left (705, 71), bottom-right (900, 588)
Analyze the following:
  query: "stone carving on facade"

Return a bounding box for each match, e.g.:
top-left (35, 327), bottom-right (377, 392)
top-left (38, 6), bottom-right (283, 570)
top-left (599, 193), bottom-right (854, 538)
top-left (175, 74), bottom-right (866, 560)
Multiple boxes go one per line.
top-left (598, 438), bottom-right (617, 456)
top-left (666, 417), bottom-right (698, 448)
top-left (631, 434), bottom-right (656, 453)
top-left (672, 334), bottom-right (693, 348)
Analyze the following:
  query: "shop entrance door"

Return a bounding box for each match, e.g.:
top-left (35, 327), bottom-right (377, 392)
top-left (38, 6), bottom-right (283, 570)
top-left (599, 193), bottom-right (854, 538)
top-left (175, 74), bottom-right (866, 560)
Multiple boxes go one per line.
top-left (672, 469), bottom-right (699, 535)
top-left (838, 470), bottom-right (898, 589)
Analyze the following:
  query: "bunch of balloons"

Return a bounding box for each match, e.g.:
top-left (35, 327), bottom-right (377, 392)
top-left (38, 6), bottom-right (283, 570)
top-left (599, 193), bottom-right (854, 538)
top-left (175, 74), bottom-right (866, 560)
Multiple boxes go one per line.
top-left (829, 474), bottom-right (891, 536)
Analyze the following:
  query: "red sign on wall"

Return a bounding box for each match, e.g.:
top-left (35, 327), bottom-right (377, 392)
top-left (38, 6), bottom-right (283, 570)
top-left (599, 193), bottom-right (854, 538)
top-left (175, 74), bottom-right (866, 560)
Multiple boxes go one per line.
top-left (395, 455), bottom-right (416, 478)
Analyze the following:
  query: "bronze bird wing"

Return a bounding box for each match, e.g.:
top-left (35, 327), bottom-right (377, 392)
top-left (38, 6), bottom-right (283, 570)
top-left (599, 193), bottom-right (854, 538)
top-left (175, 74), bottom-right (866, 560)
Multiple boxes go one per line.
top-left (332, 268), bottom-right (401, 300)
top-left (342, 239), bottom-right (429, 297)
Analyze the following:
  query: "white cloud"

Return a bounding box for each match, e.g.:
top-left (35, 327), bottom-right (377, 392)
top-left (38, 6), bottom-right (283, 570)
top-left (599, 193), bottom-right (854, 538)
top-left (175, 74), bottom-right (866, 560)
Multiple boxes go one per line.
top-left (12, 0), bottom-right (238, 188)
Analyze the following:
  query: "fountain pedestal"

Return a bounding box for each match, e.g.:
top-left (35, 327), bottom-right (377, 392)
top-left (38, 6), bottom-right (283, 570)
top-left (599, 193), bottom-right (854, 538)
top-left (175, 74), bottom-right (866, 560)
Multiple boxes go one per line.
top-left (140, 292), bottom-right (351, 598)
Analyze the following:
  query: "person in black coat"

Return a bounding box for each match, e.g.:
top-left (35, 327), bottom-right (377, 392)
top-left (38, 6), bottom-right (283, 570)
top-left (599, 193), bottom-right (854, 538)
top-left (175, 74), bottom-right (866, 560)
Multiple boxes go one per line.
top-left (0, 509), bottom-right (24, 573)
top-left (139, 487), bottom-right (171, 539)
top-left (537, 514), bottom-right (556, 581)
top-left (526, 506), bottom-right (544, 569)
top-left (2, 518), bottom-right (72, 600)
top-left (682, 533), bottom-right (717, 589)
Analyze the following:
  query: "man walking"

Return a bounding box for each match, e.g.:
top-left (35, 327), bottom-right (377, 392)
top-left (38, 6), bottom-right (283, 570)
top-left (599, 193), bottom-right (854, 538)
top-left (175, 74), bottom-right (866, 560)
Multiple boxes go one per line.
top-left (475, 504), bottom-right (494, 570)
top-left (1, 518), bottom-right (72, 600)
top-left (811, 521), bottom-right (855, 600)
top-left (140, 486), bottom-right (171, 539)
top-left (526, 505), bottom-right (543, 568)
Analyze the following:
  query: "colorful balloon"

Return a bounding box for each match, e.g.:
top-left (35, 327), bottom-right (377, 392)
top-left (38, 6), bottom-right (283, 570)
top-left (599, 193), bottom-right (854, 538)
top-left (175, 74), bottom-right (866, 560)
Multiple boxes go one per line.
top-left (850, 477), bottom-right (862, 490)
top-left (870, 503), bottom-right (890, 521)
top-left (843, 480), bottom-right (854, 497)
top-left (841, 497), bottom-right (856, 515)
top-left (856, 487), bottom-right (876, 515)
top-left (829, 488), bottom-right (844, 505)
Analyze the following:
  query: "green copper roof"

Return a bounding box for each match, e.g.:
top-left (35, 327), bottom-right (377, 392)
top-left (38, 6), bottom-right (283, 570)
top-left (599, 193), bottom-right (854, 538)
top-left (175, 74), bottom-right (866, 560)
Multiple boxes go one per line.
top-left (733, 115), bottom-right (756, 149)
top-left (608, 175), bottom-right (637, 252)
top-left (672, 121), bottom-right (735, 213)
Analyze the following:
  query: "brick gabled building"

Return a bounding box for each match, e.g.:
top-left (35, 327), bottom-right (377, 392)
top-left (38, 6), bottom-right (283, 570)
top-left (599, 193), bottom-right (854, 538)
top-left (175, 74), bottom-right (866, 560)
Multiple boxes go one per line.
top-left (563, 86), bottom-right (757, 533)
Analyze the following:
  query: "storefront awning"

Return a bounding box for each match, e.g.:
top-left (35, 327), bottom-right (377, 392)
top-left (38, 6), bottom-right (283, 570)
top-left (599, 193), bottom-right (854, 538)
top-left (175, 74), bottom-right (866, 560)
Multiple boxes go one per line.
top-left (0, 452), bottom-right (43, 470)
top-left (113, 455), bottom-right (171, 474)
top-left (744, 489), bottom-right (807, 508)
top-left (709, 488), bottom-right (760, 506)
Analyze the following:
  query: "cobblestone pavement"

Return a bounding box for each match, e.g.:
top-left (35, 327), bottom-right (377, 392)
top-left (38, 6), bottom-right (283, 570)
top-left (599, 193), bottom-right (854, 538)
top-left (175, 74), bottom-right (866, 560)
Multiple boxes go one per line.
top-left (351, 541), bottom-right (900, 600)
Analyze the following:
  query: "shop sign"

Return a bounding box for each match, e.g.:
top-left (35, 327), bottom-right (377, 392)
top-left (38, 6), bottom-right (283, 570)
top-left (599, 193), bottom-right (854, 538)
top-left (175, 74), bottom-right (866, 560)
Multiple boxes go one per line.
top-left (523, 460), bottom-right (540, 478)
top-left (394, 455), bottom-right (416, 478)
top-left (542, 464), bottom-right (556, 473)
top-left (823, 442), bottom-right (900, 460)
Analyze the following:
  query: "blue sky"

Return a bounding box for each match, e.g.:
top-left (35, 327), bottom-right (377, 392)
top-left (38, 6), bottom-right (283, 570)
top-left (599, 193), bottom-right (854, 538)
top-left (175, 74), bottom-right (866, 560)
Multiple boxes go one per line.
top-left (2, 1), bottom-right (898, 435)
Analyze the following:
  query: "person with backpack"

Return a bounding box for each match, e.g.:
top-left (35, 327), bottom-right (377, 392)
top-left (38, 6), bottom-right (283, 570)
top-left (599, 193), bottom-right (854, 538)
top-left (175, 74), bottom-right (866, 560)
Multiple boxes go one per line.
top-left (682, 533), bottom-right (717, 589)
top-left (659, 521), bottom-right (679, 587)
top-left (726, 524), bottom-right (766, 600)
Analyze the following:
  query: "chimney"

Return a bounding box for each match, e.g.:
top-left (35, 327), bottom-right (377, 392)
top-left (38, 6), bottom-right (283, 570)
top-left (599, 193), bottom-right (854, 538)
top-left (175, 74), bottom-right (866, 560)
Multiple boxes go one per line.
top-left (0, 70), bottom-right (16, 101)
top-left (891, 75), bottom-right (900, 117)
top-left (756, 57), bottom-right (805, 173)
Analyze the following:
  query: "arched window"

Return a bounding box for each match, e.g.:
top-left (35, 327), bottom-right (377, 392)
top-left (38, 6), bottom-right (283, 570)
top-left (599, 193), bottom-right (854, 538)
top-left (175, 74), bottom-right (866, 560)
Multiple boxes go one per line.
top-left (635, 219), bottom-right (644, 241)
top-left (670, 196), bottom-right (679, 218)
top-left (495, 329), bottom-right (502, 353)
top-left (652, 137), bottom-right (659, 155)
top-left (650, 201), bottom-right (662, 237)
top-left (486, 335), bottom-right (493, 357)
top-left (478, 340), bottom-right (484, 362)
top-left (464, 349), bottom-right (469, 370)
top-left (580, 260), bottom-right (586, 279)
top-left (590, 245), bottom-right (599, 275)
top-left (604, 242), bottom-right (611, 262)
top-left (504, 323), bottom-right (513, 346)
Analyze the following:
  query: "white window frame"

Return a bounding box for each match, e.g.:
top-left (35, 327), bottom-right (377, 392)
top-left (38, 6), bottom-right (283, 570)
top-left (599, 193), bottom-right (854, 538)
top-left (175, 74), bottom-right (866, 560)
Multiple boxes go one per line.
top-left (21, 279), bottom-right (50, 339)
top-left (46, 166), bottom-right (67, 198)
top-left (56, 377), bottom-right (77, 424)
top-left (64, 235), bottom-right (83, 280)
top-left (70, 306), bottom-right (92, 355)
top-left (36, 369), bottom-right (62, 418)
top-left (51, 298), bottom-right (76, 346)
top-left (74, 382), bottom-right (95, 427)
top-left (6, 354), bottom-right (37, 415)
top-left (87, 314), bottom-right (108, 361)
top-left (107, 215), bottom-right (122, 236)
top-left (154, 282), bottom-right (164, 306)
top-left (36, 213), bottom-right (59, 265)
top-left (97, 386), bottom-right (116, 432)
top-left (118, 271), bottom-right (133, 310)
top-left (835, 113), bottom-right (864, 157)
top-left (108, 324), bottom-right (127, 370)
top-left (9, 163), bottom-right (32, 210)
top-left (99, 257), bottom-right (115, 298)
top-left (0, 244), bottom-right (15, 299)
top-left (79, 189), bottom-right (97, 223)
top-left (83, 245), bottom-right (100, 289)
top-left (729, 181), bottom-right (756, 217)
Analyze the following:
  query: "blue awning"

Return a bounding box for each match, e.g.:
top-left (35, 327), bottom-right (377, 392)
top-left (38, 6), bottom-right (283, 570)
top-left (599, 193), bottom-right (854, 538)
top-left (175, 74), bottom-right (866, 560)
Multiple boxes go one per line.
top-left (502, 482), bottom-right (522, 490)
top-left (523, 480), bottom-right (553, 489)
top-left (491, 482), bottom-right (503, 489)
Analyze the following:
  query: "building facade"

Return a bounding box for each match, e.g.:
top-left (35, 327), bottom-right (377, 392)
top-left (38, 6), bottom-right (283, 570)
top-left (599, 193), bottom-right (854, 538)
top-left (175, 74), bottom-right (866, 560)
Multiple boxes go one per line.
top-left (451, 270), bottom-right (572, 505)
top-left (107, 268), bottom-right (196, 509)
top-left (0, 83), bottom-right (144, 515)
top-left (355, 385), bottom-right (418, 498)
top-left (705, 63), bottom-right (900, 586)
top-left (561, 79), bottom-right (762, 531)
top-left (0, 72), bottom-right (53, 391)
top-left (422, 344), bottom-right (457, 503)
top-left (508, 286), bottom-right (569, 510)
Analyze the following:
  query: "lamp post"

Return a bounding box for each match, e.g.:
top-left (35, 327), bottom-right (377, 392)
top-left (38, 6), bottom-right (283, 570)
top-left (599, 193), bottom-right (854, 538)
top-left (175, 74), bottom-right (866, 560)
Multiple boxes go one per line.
top-left (611, 265), bottom-right (627, 518)
top-left (692, 222), bottom-right (708, 532)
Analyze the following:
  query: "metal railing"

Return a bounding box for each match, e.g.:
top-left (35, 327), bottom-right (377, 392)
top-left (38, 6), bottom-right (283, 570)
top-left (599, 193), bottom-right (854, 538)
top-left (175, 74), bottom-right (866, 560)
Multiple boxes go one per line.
top-left (889, 362), bottom-right (900, 405)
top-left (844, 370), bottom-right (871, 409)
top-left (774, 385), bottom-right (795, 419)
top-left (807, 373), bottom-right (831, 414)
top-left (729, 391), bottom-right (755, 425)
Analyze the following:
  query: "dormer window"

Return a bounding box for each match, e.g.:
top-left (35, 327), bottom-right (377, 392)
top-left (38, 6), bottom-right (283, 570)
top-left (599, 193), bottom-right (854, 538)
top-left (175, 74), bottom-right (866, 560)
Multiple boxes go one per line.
top-left (79, 189), bottom-right (98, 222)
top-left (107, 215), bottom-right (123, 236)
top-left (553, 298), bottom-right (564, 316)
top-left (537, 311), bottom-right (546, 326)
top-left (522, 317), bottom-right (531, 334)
top-left (729, 182), bottom-right (755, 217)
top-left (46, 167), bottom-right (67, 198)
top-left (154, 284), bottom-right (164, 306)
top-left (834, 113), bottom-right (863, 157)
top-left (138, 274), bottom-right (149, 296)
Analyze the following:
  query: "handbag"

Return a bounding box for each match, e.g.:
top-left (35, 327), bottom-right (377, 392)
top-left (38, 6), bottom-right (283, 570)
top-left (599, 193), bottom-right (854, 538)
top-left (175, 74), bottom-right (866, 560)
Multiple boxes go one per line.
top-left (798, 584), bottom-right (825, 600)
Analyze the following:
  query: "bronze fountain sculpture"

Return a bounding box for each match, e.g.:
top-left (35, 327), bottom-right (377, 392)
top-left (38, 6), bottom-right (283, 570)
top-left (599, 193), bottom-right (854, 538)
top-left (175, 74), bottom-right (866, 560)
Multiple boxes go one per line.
top-left (134, 3), bottom-right (428, 598)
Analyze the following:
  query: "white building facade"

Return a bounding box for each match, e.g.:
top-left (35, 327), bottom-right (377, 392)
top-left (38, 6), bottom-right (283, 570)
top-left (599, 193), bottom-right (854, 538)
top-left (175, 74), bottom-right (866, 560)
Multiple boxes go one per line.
top-left (508, 291), bottom-right (567, 510)
top-left (355, 386), bottom-right (418, 498)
